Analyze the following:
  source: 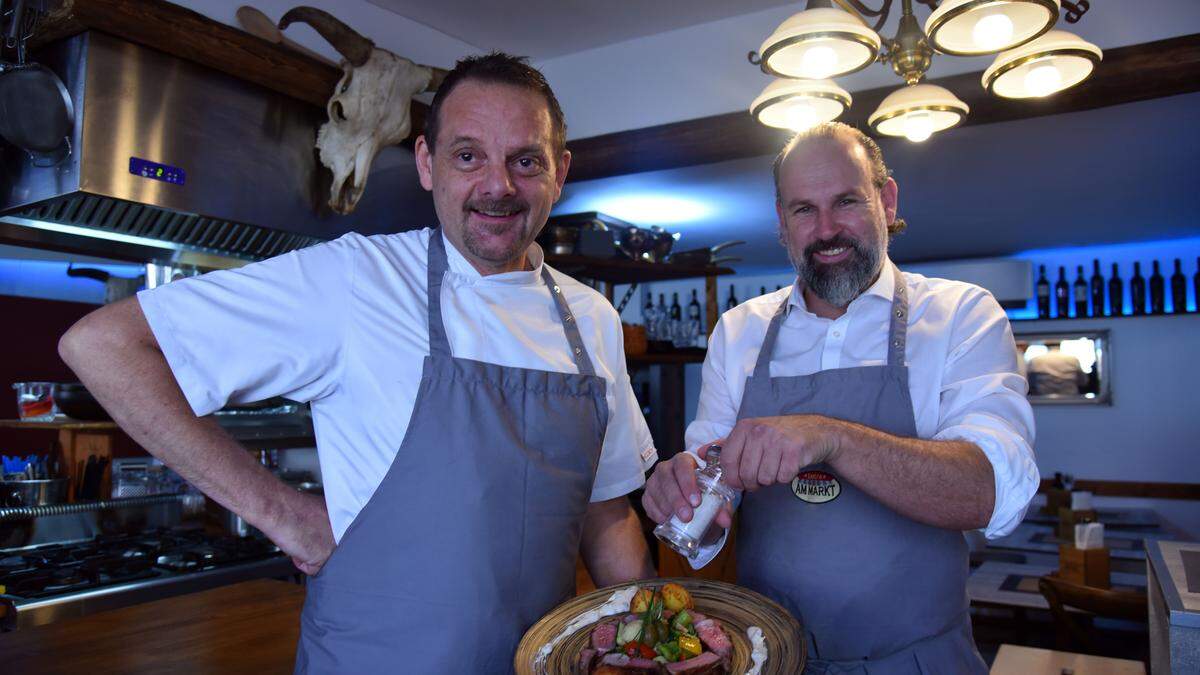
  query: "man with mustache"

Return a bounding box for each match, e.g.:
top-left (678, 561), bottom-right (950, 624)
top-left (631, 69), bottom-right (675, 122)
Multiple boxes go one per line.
top-left (643, 123), bottom-right (1037, 672)
top-left (59, 53), bottom-right (656, 672)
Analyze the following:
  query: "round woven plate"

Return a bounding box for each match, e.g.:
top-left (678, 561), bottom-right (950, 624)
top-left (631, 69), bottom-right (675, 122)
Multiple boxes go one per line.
top-left (514, 577), bottom-right (804, 674)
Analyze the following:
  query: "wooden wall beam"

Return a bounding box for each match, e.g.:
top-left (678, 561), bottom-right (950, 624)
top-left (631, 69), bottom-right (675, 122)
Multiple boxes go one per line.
top-left (566, 33), bottom-right (1200, 183)
top-left (1037, 479), bottom-right (1200, 501)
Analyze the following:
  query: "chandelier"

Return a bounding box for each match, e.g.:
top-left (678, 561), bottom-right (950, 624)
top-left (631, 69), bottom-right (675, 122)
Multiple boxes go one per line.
top-left (749, 0), bottom-right (1103, 142)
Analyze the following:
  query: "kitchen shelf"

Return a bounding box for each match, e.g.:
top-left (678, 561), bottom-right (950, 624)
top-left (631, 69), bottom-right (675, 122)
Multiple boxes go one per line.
top-left (0, 418), bottom-right (118, 430)
top-left (1011, 311), bottom-right (1198, 322)
top-left (544, 254), bottom-right (734, 285)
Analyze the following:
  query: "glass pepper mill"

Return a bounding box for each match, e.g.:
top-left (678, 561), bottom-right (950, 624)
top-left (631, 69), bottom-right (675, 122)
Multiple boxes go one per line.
top-left (654, 445), bottom-right (737, 560)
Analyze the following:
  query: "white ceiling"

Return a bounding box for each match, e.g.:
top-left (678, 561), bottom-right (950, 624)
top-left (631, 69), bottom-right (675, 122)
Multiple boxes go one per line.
top-left (365, 0), bottom-right (799, 59)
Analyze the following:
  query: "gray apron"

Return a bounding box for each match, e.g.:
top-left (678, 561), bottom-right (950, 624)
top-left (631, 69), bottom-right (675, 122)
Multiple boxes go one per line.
top-left (295, 232), bottom-right (609, 673)
top-left (734, 265), bottom-right (987, 674)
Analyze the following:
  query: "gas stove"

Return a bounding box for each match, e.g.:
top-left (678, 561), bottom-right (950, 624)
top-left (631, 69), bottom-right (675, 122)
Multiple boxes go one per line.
top-left (0, 528), bottom-right (297, 629)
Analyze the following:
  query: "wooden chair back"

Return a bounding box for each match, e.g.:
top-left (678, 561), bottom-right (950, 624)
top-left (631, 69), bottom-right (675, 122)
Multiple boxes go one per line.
top-left (1038, 574), bottom-right (1148, 654)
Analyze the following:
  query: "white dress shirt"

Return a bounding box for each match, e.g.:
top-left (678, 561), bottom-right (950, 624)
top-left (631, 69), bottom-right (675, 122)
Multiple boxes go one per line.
top-left (138, 228), bottom-right (656, 541)
top-left (685, 260), bottom-right (1038, 566)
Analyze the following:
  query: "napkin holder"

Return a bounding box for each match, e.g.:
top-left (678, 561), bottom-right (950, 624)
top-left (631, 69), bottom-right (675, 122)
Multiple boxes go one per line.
top-left (1057, 507), bottom-right (1097, 540)
top-left (1058, 544), bottom-right (1110, 589)
top-left (1043, 487), bottom-right (1071, 515)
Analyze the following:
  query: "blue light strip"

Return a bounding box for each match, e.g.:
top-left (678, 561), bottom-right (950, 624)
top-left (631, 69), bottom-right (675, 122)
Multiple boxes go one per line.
top-left (1007, 237), bottom-right (1200, 320)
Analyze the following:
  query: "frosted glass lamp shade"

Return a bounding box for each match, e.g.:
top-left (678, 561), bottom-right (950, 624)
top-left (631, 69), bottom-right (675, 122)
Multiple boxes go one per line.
top-left (926, 0), bottom-right (1060, 56)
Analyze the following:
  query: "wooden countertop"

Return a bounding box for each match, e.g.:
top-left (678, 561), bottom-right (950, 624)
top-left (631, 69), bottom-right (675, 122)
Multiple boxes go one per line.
top-left (0, 579), bottom-right (304, 674)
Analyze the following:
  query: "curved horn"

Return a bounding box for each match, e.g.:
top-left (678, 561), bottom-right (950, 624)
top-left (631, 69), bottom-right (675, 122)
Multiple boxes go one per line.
top-left (278, 6), bottom-right (374, 67)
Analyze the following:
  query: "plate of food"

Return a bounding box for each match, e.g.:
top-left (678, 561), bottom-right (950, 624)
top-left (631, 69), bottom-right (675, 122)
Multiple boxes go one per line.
top-left (514, 577), bottom-right (803, 674)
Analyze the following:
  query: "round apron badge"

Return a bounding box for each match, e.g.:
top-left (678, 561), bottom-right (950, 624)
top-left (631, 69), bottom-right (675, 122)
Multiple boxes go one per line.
top-left (791, 470), bottom-right (841, 503)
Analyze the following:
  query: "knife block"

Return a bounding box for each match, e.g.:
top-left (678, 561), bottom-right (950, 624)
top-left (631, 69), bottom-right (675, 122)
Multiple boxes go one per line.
top-left (1057, 507), bottom-right (1097, 540)
top-left (1058, 544), bottom-right (1110, 589)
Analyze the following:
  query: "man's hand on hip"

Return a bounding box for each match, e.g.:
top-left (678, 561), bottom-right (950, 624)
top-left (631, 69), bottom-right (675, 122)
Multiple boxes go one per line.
top-left (720, 415), bottom-right (841, 492)
top-left (269, 490), bottom-right (336, 576)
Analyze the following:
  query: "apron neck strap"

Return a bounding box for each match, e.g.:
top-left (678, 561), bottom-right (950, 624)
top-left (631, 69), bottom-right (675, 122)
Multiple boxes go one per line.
top-left (540, 268), bottom-right (598, 377)
top-left (885, 262), bottom-right (909, 367)
top-left (426, 230), bottom-right (598, 376)
top-left (752, 262), bottom-right (910, 376)
top-left (426, 231), bottom-right (453, 357)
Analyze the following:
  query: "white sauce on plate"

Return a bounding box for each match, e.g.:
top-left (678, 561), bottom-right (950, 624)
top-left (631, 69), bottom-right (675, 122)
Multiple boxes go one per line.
top-left (533, 585), bottom-right (638, 673)
top-left (745, 625), bottom-right (767, 675)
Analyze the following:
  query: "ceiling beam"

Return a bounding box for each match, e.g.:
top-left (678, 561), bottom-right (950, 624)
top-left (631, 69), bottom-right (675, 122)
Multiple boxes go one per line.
top-left (566, 33), bottom-right (1200, 183)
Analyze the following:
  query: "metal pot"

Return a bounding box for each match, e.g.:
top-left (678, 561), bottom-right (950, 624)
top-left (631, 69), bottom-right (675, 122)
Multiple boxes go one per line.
top-left (1, 478), bottom-right (70, 507)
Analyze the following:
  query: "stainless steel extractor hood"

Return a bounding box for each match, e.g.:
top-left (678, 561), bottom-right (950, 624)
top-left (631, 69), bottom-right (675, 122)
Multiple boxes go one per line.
top-left (0, 30), bottom-right (429, 266)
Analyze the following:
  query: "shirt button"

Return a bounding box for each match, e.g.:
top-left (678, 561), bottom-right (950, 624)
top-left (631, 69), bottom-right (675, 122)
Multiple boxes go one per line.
top-left (574, 347), bottom-right (582, 355)
top-left (832, 331), bottom-right (842, 338)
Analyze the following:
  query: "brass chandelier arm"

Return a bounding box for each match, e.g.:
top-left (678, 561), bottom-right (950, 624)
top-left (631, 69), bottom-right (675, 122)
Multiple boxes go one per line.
top-left (831, 0), bottom-right (894, 32)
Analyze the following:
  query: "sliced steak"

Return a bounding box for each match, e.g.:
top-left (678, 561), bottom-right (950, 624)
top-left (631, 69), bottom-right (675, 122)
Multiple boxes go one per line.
top-left (664, 651), bottom-right (727, 674)
top-left (595, 653), bottom-right (662, 674)
top-left (591, 621), bottom-right (618, 650)
top-left (576, 648), bottom-right (599, 674)
top-left (694, 619), bottom-right (732, 657)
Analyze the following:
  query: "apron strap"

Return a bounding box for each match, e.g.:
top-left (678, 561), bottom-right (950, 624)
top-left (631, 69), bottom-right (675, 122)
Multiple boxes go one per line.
top-left (427, 231), bottom-right (452, 358)
top-left (886, 262), bottom-right (909, 368)
top-left (426, 229), bottom-right (598, 376)
top-left (752, 262), bottom-right (911, 376)
top-left (540, 268), bottom-right (598, 377)
top-left (751, 292), bottom-right (790, 379)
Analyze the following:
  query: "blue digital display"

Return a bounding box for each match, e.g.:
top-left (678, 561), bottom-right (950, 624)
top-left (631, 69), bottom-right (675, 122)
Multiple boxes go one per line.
top-left (129, 156), bottom-right (186, 185)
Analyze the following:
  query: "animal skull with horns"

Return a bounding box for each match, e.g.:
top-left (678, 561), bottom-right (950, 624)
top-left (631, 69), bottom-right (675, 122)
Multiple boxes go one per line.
top-left (279, 7), bottom-right (449, 214)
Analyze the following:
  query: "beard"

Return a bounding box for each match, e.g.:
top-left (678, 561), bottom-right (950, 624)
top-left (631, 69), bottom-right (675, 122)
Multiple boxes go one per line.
top-left (788, 234), bottom-right (883, 308)
top-left (458, 196), bottom-right (534, 265)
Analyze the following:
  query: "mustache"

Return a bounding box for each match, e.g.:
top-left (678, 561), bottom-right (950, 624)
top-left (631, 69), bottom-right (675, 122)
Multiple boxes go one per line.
top-left (803, 236), bottom-right (864, 262)
top-left (464, 198), bottom-right (528, 214)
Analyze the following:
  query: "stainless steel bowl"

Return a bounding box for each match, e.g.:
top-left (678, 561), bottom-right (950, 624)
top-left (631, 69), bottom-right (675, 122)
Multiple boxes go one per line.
top-left (1, 478), bottom-right (70, 507)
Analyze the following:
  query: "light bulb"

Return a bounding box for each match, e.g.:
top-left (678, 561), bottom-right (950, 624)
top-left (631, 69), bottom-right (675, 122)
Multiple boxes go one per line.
top-left (902, 111), bottom-right (934, 143)
top-left (799, 45), bottom-right (838, 79)
top-left (972, 12), bottom-right (1015, 51)
top-left (1023, 62), bottom-right (1064, 97)
top-left (785, 101), bottom-right (819, 131)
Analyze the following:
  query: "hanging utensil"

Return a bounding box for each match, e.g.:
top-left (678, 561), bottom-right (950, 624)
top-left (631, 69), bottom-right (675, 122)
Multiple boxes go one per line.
top-left (0, 0), bottom-right (74, 166)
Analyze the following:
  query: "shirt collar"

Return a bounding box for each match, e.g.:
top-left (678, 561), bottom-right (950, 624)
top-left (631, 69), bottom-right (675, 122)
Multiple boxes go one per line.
top-left (787, 257), bottom-right (895, 315)
top-left (440, 230), bottom-right (545, 286)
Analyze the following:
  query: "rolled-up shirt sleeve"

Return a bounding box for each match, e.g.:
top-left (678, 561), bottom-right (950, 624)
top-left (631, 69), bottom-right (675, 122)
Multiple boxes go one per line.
top-left (933, 289), bottom-right (1039, 539)
top-left (136, 234), bottom-right (358, 416)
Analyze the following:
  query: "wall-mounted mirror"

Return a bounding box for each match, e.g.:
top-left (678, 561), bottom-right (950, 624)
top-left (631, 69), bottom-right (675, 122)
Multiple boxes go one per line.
top-left (1014, 330), bottom-right (1111, 405)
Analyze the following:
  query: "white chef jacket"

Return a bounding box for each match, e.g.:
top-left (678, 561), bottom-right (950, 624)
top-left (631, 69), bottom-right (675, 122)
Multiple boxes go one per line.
top-left (685, 260), bottom-right (1038, 566)
top-left (138, 228), bottom-right (656, 541)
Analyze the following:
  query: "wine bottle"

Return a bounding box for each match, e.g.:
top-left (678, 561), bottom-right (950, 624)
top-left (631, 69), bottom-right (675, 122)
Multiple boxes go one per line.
top-left (1131, 262), bottom-right (1146, 315)
top-left (1089, 259), bottom-right (1104, 318)
top-left (1108, 263), bottom-right (1124, 316)
top-left (759, 286), bottom-right (767, 297)
top-left (1054, 266), bottom-right (1069, 319)
top-left (1073, 266), bottom-right (1088, 318)
top-left (642, 292), bottom-right (656, 332)
top-left (1194, 257), bottom-right (1200, 313)
top-left (656, 294), bottom-right (669, 335)
top-left (1170, 258), bottom-right (1187, 314)
top-left (1149, 261), bottom-right (1165, 315)
top-left (670, 292), bottom-right (682, 321)
top-left (1035, 265), bottom-right (1050, 319)
top-left (725, 285), bottom-right (738, 311)
top-left (687, 289), bottom-right (702, 321)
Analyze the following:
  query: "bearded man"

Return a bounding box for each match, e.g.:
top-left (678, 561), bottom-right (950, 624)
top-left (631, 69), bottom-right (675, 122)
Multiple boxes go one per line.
top-left (642, 123), bottom-right (1038, 673)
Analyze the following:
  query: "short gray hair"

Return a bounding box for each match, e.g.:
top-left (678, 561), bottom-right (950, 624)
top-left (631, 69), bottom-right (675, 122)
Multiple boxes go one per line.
top-left (772, 122), bottom-right (906, 236)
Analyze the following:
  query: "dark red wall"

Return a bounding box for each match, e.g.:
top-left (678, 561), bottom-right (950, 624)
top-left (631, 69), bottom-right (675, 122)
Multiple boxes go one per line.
top-left (0, 295), bottom-right (140, 459)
